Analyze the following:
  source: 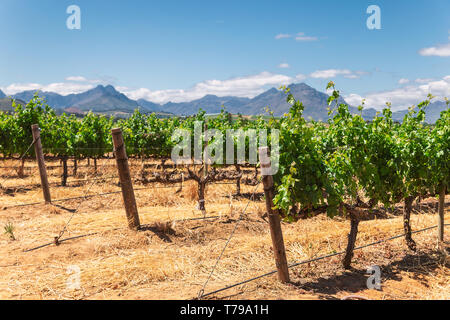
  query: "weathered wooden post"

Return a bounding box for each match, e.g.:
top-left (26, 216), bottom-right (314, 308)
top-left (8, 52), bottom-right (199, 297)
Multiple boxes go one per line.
top-left (31, 124), bottom-right (51, 204)
top-left (259, 146), bottom-right (290, 283)
top-left (438, 185), bottom-right (446, 242)
top-left (112, 128), bottom-right (140, 230)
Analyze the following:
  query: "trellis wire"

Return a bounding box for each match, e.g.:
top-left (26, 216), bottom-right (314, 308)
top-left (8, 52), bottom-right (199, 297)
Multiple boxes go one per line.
top-left (198, 223), bottom-right (449, 299)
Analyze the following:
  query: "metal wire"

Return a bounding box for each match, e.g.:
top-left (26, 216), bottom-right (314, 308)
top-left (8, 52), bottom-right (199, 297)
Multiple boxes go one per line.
top-left (198, 223), bottom-right (449, 299)
top-left (55, 157), bottom-right (112, 242)
top-left (0, 137), bottom-right (39, 188)
top-left (2, 184), bottom-right (180, 209)
top-left (25, 216), bottom-right (222, 253)
top-left (197, 178), bottom-right (262, 299)
top-left (1, 176), bottom-right (117, 191)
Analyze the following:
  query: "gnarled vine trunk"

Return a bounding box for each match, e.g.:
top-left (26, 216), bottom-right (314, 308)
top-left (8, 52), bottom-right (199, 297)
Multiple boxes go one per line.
top-left (235, 164), bottom-right (241, 196)
top-left (198, 180), bottom-right (206, 214)
top-left (17, 158), bottom-right (26, 178)
top-left (343, 210), bottom-right (360, 269)
top-left (73, 158), bottom-right (78, 176)
top-left (403, 196), bottom-right (417, 251)
top-left (187, 166), bottom-right (210, 216)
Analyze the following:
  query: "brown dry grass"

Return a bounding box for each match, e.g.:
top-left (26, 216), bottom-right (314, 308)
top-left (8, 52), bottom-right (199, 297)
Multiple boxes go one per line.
top-left (0, 158), bottom-right (448, 300)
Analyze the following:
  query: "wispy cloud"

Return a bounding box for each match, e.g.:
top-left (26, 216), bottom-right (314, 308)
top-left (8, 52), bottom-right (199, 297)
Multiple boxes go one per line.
top-left (419, 43), bottom-right (450, 57)
top-left (278, 63), bottom-right (290, 69)
top-left (345, 75), bottom-right (450, 111)
top-left (415, 78), bottom-right (435, 83)
top-left (419, 33), bottom-right (450, 57)
top-left (1, 76), bottom-right (106, 95)
top-left (1, 69), bottom-right (367, 105)
top-left (275, 33), bottom-right (291, 40)
top-left (122, 72), bottom-right (294, 103)
top-left (65, 76), bottom-right (88, 82)
top-left (1, 82), bottom-right (96, 96)
top-left (295, 32), bottom-right (318, 42)
top-left (309, 69), bottom-right (366, 79)
top-left (295, 74), bottom-right (307, 81)
top-left (398, 78), bottom-right (410, 85)
top-left (275, 32), bottom-right (319, 41)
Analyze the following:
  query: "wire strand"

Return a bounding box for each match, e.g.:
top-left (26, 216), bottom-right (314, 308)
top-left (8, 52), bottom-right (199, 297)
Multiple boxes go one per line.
top-left (198, 223), bottom-right (449, 299)
top-left (197, 178), bottom-right (262, 299)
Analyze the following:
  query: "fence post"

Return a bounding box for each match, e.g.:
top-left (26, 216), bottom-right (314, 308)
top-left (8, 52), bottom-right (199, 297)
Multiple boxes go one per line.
top-left (111, 128), bottom-right (140, 230)
top-left (259, 146), bottom-right (290, 283)
top-left (438, 185), bottom-right (446, 242)
top-left (31, 124), bottom-right (51, 204)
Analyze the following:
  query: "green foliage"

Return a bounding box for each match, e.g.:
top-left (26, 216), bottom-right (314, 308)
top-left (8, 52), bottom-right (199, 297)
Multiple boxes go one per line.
top-left (273, 84), bottom-right (449, 218)
top-left (0, 90), bottom-right (448, 221)
top-left (3, 222), bottom-right (15, 240)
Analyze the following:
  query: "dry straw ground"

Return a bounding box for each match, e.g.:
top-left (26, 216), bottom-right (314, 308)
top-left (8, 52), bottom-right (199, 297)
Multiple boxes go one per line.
top-left (0, 158), bottom-right (448, 300)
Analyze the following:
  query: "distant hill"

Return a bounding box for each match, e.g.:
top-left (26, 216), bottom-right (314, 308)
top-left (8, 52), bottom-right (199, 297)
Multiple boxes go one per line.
top-left (11, 83), bottom-right (369, 119)
top-left (137, 99), bottom-right (163, 112)
top-left (7, 83), bottom-right (447, 123)
top-left (392, 100), bottom-right (448, 123)
top-left (155, 83), bottom-right (378, 121)
top-left (64, 85), bottom-right (140, 113)
top-left (0, 97), bottom-right (26, 112)
top-left (13, 85), bottom-right (163, 117)
top-left (0, 90), bottom-right (5, 99)
top-left (161, 95), bottom-right (251, 115)
top-left (13, 90), bottom-right (67, 109)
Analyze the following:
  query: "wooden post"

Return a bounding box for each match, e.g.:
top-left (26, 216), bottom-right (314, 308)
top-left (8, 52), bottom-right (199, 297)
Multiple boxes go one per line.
top-left (259, 146), bottom-right (290, 283)
top-left (438, 185), bottom-right (446, 242)
top-left (112, 128), bottom-right (140, 230)
top-left (31, 124), bottom-right (51, 204)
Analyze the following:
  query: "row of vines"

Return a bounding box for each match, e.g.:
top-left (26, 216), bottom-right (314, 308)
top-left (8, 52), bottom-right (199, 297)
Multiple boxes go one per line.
top-left (0, 84), bottom-right (448, 267)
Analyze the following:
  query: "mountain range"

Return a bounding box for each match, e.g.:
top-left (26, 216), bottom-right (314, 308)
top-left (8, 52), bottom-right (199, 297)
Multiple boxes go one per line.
top-left (391, 100), bottom-right (448, 124)
top-left (0, 84), bottom-right (447, 123)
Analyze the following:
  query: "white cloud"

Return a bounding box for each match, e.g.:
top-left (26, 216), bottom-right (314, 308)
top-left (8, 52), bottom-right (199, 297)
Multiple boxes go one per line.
top-left (295, 74), bottom-right (307, 82)
top-left (122, 72), bottom-right (295, 103)
top-left (398, 78), bottom-right (410, 85)
top-left (344, 75), bottom-right (450, 111)
top-left (0, 76), bottom-right (108, 96)
top-left (1, 72), bottom-right (306, 103)
top-left (275, 33), bottom-right (291, 39)
top-left (309, 69), bottom-right (365, 79)
top-left (65, 76), bottom-right (88, 82)
top-left (419, 43), bottom-right (450, 57)
top-left (1, 82), bottom-right (96, 96)
top-left (295, 32), bottom-right (318, 42)
top-left (415, 78), bottom-right (435, 83)
top-left (276, 32), bottom-right (319, 41)
top-left (278, 63), bottom-right (290, 69)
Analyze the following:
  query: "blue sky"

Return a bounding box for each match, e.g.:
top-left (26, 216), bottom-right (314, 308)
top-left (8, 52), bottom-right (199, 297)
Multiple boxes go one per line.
top-left (0, 0), bottom-right (449, 110)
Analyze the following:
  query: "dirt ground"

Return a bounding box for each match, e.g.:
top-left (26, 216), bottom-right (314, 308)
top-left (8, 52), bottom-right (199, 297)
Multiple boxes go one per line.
top-left (0, 158), bottom-right (448, 300)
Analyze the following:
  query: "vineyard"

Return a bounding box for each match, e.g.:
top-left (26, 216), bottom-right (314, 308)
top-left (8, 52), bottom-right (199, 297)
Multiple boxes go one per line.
top-left (0, 83), bottom-right (449, 300)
